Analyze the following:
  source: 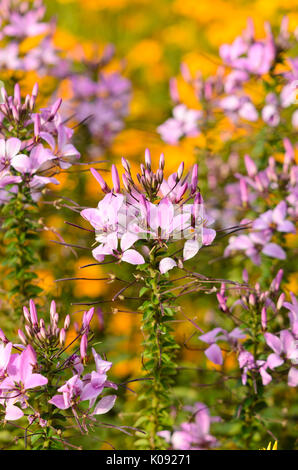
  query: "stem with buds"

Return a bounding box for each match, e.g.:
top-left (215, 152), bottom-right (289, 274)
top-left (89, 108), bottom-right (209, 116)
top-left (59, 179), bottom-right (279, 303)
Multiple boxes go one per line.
top-left (135, 247), bottom-right (179, 450)
top-left (1, 183), bottom-right (42, 319)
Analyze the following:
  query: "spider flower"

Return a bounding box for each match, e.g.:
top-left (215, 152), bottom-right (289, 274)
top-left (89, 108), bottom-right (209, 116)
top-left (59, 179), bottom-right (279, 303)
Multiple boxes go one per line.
top-left (80, 151), bottom-right (215, 273)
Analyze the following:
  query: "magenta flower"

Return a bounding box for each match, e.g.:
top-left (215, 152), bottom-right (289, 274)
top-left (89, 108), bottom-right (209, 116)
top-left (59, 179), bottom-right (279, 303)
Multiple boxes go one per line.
top-left (0, 170), bottom-right (21, 189)
top-left (157, 104), bottom-right (201, 144)
top-left (10, 144), bottom-right (59, 189)
top-left (159, 257), bottom-right (177, 274)
top-left (264, 330), bottom-right (298, 387)
top-left (0, 346), bottom-right (48, 420)
top-left (49, 348), bottom-right (117, 415)
top-left (183, 209), bottom-right (216, 262)
top-left (220, 19), bottom-right (275, 75)
top-left (284, 293), bottom-right (298, 336)
top-left (49, 375), bottom-right (84, 410)
top-left (0, 342), bottom-right (12, 380)
top-left (252, 202), bottom-right (296, 234)
top-left (3, 11), bottom-right (48, 38)
top-left (219, 95), bottom-right (258, 122)
top-left (199, 327), bottom-right (246, 365)
top-left (262, 104), bottom-right (280, 127)
top-left (81, 152), bottom-right (212, 273)
top-left (40, 124), bottom-right (80, 169)
top-left (238, 350), bottom-right (272, 386)
top-left (92, 231), bottom-right (145, 265)
top-left (159, 403), bottom-right (220, 450)
top-left (0, 138), bottom-right (22, 171)
top-left (225, 231), bottom-right (287, 265)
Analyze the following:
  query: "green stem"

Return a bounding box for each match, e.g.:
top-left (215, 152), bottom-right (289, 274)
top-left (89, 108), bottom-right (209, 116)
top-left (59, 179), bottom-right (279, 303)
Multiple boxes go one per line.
top-left (0, 183), bottom-right (42, 321)
top-left (135, 250), bottom-right (179, 449)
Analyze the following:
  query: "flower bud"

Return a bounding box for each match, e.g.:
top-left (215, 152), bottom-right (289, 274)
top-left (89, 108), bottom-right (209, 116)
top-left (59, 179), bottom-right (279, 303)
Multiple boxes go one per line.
top-left (261, 307), bottom-right (267, 331)
top-left (40, 327), bottom-right (47, 340)
top-left (59, 328), bottom-right (66, 346)
top-left (177, 162), bottom-right (184, 181)
top-left (159, 153), bottom-right (165, 170)
top-left (23, 306), bottom-right (31, 323)
top-left (29, 300), bottom-right (38, 326)
top-left (83, 307), bottom-right (94, 330)
top-left (90, 168), bottom-right (110, 193)
top-left (18, 329), bottom-right (27, 346)
top-left (14, 83), bottom-right (21, 106)
top-left (64, 314), bottom-right (70, 330)
top-left (111, 164), bottom-right (120, 193)
top-left (50, 98), bottom-right (62, 119)
top-left (277, 293), bottom-right (285, 310)
top-left (145, 149), bottom-right (151, 169)
top-left (32, 82), bottom-right (39, 98)
top-left (121, 157), bottom-right (130, 172)
top-left (271, 269), bottom-right (283, 292)
top-left (25, 325), bottom-right (33, 339)
top-left (80, 334), bottom-right (88, 361)
top-left (244, 154), bottom-right (257, 177)
top-left (191, 164), bottom-right (198, 193)
top-left (156, 169), bottom-right (163, 184)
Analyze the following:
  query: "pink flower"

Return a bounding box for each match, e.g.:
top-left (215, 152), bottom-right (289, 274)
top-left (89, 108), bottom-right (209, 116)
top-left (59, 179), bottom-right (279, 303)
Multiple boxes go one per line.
top-left (10, 144), bottom-right (59, 189)
top-left (159, 403), bottom-right (220, 450)
top-left (158, 104), bottom-right (201, 144)
top-left (41, 125), bottom-right (80, 169)
top-left (49, 348), bottom-right (117, 414)
top-left (252, 202), bottom-right (296, 234)
top-left (49, 375), bottom-right (84, 410)
top-left (0, 346), bottom-right (48, 420)
top-left (0, 138), bottom-right (22, 171)
top-left (264, 330), bottom-right (298, 387)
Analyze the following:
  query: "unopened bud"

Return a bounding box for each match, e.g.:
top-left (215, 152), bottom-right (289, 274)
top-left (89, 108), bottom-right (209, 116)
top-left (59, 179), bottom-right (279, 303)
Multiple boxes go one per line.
top-left (25, 325), bottom-right (33, 339)
top-left (121, 157), bottom-right (130, 172)
top-left (111, 164), bottom-right (120, 193)
top-left (277, 293), bottom-right (285, 310)
top-left (29, 299), bottom-right (38, 326)
top-left (145, 149), bottom-right (151, 169)
top-left (14, 83), bottom-right (21, 106)
top-left (59, 328), bottom-right (66, 346)
top-left (23, 306), bottom-right (31, 323)
top-left (64, 314), bottom-right (70, 330)
top-left (80, 334), bottom-right (88, 361)
top-left (50, 98), bottom-right (62, 119)
top-left (40, 327), bottom-right (47, 340)
top-left (177, 162), bottom-right (184, 181)
top-left (159, 153), bottom-right (165, 170)
top-left (261, 307), bottom-right (267, 331)
top-left (90, 168), bottom-right (110, 193)
top-left (18, 329), bottom-right (27, 346)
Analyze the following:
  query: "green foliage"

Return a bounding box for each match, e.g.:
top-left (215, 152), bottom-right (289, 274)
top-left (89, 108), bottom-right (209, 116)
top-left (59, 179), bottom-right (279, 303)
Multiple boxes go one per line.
top-left (0, 183), bottom-right (42, 318)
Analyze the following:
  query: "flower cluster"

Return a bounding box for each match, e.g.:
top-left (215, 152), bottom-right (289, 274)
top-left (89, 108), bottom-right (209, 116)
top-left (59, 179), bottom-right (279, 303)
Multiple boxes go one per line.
top-left (81, 151), bottom-right (216, 273)
top-left (159, 403), bottom-right (220, 450)
top-left (64, 45), bottom-right (131, 155)
top-left (224, 141), bottom-right (297, 264)
top-left (158, 17), bottom-right (298, 145)
top-left (0, 0), bottom-right (60, 74)
top-left (0, 300), bottom-right (117, 430)
top-left (0, 0), bottom-right (131, 156)
top-left (0, 83), bottom-right (80, 202)
top-left (194, 270), bottom-right (298, 388)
